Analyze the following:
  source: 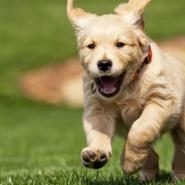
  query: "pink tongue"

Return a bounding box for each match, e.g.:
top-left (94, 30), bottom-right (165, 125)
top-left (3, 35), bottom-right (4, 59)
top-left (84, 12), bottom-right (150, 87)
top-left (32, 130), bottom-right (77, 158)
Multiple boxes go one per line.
top-left (100, 76), bottom-right (119, 92)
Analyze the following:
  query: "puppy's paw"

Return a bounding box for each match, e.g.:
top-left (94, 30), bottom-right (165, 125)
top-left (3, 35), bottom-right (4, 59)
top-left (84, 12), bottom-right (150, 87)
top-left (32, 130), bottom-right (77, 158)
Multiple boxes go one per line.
top-left (139, 170), bottom-right (159, 181)
top-left (121, 145), bottom-right (149, 175)
top-left (172, 171), bottom-right (185, 181)
top-left (81, 147), bottom-right (111, 169)
top-left (122, 160), bottom-right (141, 175)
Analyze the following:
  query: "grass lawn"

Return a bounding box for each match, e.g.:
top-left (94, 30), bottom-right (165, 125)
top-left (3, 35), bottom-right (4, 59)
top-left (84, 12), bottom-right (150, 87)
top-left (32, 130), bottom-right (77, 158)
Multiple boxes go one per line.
top-left (0, 0), bottom-right (185, 184)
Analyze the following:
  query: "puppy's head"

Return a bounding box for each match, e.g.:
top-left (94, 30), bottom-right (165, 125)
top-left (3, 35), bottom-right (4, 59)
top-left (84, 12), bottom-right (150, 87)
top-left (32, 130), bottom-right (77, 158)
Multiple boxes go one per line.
top-left (67, 0), bottom-right (151, 98)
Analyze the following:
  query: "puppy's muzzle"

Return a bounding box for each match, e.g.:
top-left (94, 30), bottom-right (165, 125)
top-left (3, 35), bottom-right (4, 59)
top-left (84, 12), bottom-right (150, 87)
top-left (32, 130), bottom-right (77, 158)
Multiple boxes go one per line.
top-left (97, 60), bottom-right (112, 72)
top-left (95, 72), bottom-right (126, 98)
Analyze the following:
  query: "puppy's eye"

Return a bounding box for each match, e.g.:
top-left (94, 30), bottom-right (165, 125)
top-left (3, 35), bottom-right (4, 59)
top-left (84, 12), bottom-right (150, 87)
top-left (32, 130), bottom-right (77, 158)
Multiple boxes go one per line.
top-left (116, 42), bottom-right (125, 48)
top-left (87, 43), bottom-right (96, 49)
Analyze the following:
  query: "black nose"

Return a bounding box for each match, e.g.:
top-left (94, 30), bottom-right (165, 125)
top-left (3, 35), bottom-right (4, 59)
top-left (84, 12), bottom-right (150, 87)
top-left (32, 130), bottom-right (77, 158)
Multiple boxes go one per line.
top-left (97, 60), bottom-right (112, 72)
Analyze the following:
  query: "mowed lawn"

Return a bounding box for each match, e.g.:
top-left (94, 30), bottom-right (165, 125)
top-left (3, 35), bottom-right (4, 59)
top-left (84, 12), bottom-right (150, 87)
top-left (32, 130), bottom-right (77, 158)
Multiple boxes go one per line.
top-left (0, 0), bottom-right (185, 184)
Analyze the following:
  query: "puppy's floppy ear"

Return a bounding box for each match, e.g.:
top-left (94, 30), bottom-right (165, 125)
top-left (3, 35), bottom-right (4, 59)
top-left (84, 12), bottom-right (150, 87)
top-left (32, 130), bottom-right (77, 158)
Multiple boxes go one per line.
top-left (115, 0), bottom-right (152, 29)
top-left (67, 0), bottom-right (96, 31)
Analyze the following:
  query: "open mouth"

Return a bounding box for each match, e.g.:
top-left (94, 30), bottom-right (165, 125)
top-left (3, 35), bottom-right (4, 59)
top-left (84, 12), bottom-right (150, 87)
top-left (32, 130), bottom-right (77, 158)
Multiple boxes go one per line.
top-left (95, 72), bottom-right (126, 98)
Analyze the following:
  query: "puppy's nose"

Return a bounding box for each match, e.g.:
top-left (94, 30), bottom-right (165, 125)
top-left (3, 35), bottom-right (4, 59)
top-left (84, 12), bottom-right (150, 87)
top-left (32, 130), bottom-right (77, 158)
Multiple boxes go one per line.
top-left (97, 60), bottom-right (112, 72)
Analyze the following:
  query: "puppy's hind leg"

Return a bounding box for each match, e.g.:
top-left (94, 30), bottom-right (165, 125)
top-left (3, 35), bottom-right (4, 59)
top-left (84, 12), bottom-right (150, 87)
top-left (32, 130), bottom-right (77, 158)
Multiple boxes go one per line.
top-left (171, 124), bottom-right (185, 181)
top-left (139, 148), bottom-right (160, 181)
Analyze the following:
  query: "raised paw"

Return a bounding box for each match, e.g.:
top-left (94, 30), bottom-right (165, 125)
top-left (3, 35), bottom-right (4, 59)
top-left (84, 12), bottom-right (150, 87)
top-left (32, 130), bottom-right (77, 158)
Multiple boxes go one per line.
top-left (81, 147), bottom-right (111, 169)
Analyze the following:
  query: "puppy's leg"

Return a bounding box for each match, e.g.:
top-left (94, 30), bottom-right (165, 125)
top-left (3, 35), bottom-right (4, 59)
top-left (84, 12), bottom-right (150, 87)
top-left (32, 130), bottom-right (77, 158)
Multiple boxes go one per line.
top-left (122, 102), bottom-right (172, 174)
top-left (139, 148), bottom-right (159, 181)
top-left (81, 110), bottom-right (115, 169)
top-left (171, 126), bottom-right (185, 180)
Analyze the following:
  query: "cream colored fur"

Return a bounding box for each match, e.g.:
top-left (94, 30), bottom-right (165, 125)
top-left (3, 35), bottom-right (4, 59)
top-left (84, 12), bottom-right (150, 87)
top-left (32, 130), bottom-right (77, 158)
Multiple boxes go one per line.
top-left (67, 0), bottom-right (185, 181)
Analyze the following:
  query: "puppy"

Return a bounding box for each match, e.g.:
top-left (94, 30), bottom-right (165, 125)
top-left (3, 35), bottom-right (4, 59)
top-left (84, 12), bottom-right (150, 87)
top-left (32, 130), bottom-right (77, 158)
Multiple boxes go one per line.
top-left (67, 0), bottom-right (185, 181)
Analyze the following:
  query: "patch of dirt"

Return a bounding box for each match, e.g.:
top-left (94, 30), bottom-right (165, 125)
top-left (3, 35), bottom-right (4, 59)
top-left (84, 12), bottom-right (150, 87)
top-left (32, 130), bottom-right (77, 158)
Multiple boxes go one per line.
top-left (19, 36), bottom-right (185, 107)
top-left (20, 58), bottom-right (84, 107)
top-left (159, 36), bottom-right (185, 62)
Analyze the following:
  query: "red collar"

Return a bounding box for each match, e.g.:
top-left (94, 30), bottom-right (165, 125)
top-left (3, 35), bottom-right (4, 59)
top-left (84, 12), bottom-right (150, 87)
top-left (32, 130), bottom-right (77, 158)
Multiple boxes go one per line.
top-left (132, 46), bottom-right (152, 80)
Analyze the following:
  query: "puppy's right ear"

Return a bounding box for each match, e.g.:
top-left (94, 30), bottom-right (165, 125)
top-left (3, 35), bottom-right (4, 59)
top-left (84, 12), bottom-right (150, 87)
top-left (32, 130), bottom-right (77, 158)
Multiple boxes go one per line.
top-left (67, 0), bottom-right (96, 31)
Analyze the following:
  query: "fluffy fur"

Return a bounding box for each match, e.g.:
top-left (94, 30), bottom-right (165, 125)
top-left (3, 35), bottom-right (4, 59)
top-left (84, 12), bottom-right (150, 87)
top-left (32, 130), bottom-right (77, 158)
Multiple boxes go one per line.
top-left (67, 0), bottom-right (185, 181)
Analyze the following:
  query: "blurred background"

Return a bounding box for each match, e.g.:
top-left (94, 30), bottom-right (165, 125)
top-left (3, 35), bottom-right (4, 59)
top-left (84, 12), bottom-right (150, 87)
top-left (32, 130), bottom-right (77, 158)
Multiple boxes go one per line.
top-left (0, 0), bottom-right (185, 183)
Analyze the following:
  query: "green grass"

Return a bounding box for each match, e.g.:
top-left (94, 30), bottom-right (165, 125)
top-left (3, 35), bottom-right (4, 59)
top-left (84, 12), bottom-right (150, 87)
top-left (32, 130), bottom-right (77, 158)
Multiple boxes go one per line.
top-left (0, 0), bottom-right (185, 184)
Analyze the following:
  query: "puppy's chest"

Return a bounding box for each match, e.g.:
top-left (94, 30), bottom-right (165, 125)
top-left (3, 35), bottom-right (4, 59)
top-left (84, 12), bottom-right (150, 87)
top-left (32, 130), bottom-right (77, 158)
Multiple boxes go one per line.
top-left (114, 82), bottom-right (147, 126)
top-left (116, 97), bottom-right (144, 127)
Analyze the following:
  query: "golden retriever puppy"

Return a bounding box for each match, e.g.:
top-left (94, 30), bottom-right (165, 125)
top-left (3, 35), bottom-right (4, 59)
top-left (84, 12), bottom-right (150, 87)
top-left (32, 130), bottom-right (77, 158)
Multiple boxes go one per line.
top-left (67, 0), bottom-right (185, 181)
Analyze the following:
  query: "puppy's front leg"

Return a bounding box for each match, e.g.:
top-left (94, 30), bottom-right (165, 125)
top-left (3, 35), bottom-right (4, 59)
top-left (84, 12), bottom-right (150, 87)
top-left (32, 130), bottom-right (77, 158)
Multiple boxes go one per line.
top-left (81, 109), bottom-right (115, 169)
top-left (122, 102), bottom-right (172, 174)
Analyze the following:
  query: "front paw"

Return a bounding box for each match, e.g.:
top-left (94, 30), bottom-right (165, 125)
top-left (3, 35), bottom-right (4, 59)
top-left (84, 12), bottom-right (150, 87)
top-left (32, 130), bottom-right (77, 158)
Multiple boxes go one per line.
top-left (81, 147), bottom-right (111, 169)
top-left (139, 170), bottom-right (159, 181)
top-left (172, 171), bottom-right (185, 181)
top-left (122, 160), bottom-right (143, 175)
top-left (121, 146), bottom-right (149, 174)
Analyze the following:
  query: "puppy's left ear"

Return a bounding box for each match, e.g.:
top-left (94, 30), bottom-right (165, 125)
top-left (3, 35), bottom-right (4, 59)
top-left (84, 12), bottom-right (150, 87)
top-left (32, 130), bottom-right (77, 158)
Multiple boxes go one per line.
top-left (115, 0), bottom-right (152, 29)
top-left (67, 0), bottom-right (96, 31)
top-left (115, 0), bottom-right (151, 53)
